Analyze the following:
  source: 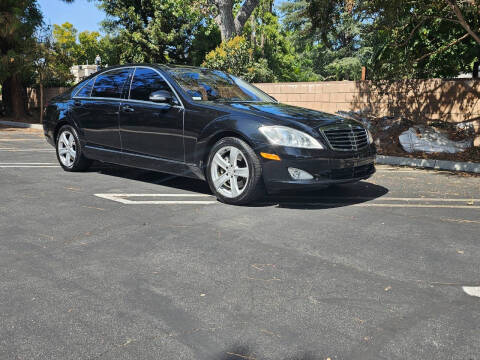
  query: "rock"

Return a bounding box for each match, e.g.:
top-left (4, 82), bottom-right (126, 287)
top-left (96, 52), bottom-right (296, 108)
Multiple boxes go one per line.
top-left (399, 125), bottom-right (473, 153)
top-left (474, 135), bottom-right (480, 147)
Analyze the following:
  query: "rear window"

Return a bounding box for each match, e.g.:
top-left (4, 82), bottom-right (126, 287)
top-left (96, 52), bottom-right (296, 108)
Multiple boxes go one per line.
top-left (91, 68), bottom-right (131, 99)
top-left (75, 78), bottom-right (95, 98)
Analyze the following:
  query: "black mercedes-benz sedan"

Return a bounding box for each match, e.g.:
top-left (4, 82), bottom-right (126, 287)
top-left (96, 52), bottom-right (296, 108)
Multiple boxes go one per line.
top-left (43, 64), bottom-right (376, 204)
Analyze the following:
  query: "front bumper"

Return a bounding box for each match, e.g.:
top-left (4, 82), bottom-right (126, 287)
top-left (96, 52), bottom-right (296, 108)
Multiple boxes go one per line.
top-left (258, 143), bottom-right (376, 193)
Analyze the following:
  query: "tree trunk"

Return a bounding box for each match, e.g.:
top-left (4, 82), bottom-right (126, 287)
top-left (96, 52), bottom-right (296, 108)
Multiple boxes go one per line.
top-left (39, 81), bottom-right (44, 124)
top-left (250, 15), bottom-right (255, 46)
top-left (3, 74), bottom-right (26, 119)
top-left (215, 0), bottom-right (236, 41)
top-left (215, 0), bottom-right (260, 41)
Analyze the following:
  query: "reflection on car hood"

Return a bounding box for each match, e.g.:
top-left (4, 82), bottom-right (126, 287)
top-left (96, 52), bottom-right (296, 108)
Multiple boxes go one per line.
top-left (216, 101), bottom-right (362, 129)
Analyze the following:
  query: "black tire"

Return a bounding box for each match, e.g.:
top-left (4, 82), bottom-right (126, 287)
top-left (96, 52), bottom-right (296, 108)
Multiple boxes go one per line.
top-left (56, 125), bottom-right (92, 172)
top-left (206, 137), bottom-right (265, 205)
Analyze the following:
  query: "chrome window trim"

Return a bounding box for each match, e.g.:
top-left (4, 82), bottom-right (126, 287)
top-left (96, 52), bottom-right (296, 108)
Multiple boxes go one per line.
top-left (119, 97), bottom-right (184, 109)
top-left (72, 96), bottom-right (183, 110)
top-left (73, 76), bottom-right (95, 98)
top-left (73, 66), bottom-right (135, 100)
top-left (128, 67), bottom-right (136, 100)
top-left (73, 65), bottom-right (184, 109)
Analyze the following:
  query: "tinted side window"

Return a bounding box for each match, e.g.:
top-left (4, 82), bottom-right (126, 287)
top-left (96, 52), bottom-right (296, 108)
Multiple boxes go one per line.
top-left (129, 68), bottom-right (170, 102)
top-left (75, 78), bottom-right (95, 97)
top-left (91, 69), bottom-right (131, 99)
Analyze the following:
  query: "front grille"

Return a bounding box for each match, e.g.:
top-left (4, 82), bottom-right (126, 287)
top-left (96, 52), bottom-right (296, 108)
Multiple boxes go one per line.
top-left (322, 126), bottom-right (369, 151)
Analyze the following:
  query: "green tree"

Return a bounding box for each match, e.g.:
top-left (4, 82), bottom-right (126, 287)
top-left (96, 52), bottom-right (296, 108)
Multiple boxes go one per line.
top-left (97, 35), bottom-right (122, 67)
top-left (280, 0), bottom-right (368, 80)
top-left (0, 0), bottom-right (42, 118)
top-left (51, 22), bottom-right (78, 81)
top-left (190, 21), bottom-right (222, 66)
top-left (53, 22), bottom-right (78, 57)
top-left (212, 0), bottom-right (261, 40)
top-left (202, 35), bottom-right (275, 82)
top-left (305, 0), bottom-right (480, 79)
top-left (98, 0), bottom-right (204, 63)
top-left (77, 30), bottom-right (101, 65)
top-left (363, 0), bottom-right (480, 78)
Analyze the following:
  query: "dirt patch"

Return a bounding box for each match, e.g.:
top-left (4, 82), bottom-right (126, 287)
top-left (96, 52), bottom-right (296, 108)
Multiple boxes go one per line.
top-left (0, 113), bottom-right (41, 125)
top-left (0, 124), bottom-right (43, 134)
top-left (340, 112), bottom-right (480, 163)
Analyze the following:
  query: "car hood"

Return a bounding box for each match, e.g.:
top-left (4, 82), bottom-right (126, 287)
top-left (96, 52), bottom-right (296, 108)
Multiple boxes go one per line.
top-left (214, 101), bottom-right (362, 129)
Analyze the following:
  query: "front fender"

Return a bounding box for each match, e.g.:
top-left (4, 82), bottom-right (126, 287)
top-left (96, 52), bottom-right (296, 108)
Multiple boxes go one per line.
top-left (193, 114), bottom-right (271, 167)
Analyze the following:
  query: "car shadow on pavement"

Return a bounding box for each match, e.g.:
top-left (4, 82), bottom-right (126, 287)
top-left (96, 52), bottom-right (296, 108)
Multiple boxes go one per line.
top-left (89, 162), bottom-right (214, 194)
top-left (215, 344), bottom-right (322, 360)
top-left (90, 162), bottom-right (388, 209)
top-left (258, 181), bottom-right (389, 210)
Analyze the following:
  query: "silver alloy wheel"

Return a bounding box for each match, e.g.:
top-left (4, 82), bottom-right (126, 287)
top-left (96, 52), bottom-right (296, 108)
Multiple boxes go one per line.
top-left (211, 145), bottom-right (250, 198)
top-left (57, 130), bottom-right (77, 168)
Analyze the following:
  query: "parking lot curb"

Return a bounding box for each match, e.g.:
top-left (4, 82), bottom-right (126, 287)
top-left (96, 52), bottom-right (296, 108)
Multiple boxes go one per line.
top-left (0, 120), bottom-right (43, 130)
top-left (376, 155), bottom-right (480, 173)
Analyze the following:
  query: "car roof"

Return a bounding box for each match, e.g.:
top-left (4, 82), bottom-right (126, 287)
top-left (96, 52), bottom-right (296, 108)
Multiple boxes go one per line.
top-left (98, 63), bottom-right (209, 73)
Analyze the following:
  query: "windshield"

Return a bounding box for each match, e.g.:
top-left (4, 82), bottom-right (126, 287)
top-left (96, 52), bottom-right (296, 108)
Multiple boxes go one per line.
top-left (166, 68), bottom-right (275, 103)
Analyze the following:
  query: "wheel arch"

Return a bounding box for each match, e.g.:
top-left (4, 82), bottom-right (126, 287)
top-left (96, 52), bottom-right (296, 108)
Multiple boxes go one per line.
top-left (195, 114), bottom-right (267, 169)
top-left (201, 130), bottom-right (257, 172)
top-left (53, 116), bottom-right (82, 145)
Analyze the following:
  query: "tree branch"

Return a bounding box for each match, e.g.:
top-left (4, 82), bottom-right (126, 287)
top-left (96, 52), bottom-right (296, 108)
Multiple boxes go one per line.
top-left (415, 32), bottom-right (470, 62)
top-left (233, 0), bottom-right (260, 34)
top-left (445, 0), bottom-right (480, 45)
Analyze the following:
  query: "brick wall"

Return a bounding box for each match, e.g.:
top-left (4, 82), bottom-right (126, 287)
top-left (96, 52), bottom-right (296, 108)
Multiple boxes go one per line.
top-left (255, 79), bottom-right (480, 123)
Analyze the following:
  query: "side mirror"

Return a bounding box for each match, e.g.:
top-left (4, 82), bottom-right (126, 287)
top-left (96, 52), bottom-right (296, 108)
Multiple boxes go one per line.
top-left (149, 90), bottom-right (173, 103)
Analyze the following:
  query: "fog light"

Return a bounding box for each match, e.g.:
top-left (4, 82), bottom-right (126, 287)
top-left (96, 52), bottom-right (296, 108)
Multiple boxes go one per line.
top-left (288, 167), bottom-right (313, 180)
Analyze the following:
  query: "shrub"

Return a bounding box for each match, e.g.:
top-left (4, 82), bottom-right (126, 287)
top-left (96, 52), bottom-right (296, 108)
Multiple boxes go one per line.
top-left (202, 36), bottom-right (274, 82)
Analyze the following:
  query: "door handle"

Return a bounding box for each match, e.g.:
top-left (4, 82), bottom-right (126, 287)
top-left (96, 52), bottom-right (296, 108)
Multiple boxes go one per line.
top-left (73, 100), bottom-right (81, 106)
top-left (121, 105), bottom-right (135, 113)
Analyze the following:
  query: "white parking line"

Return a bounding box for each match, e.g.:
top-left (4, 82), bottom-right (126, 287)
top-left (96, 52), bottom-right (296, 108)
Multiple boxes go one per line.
top-left (0, 162), bottom-right (57, 168)
top-left (94, 193), bottom-right (480, 208)
top-left (0, 165), bottom-right (58, 168)
top-left (0, 148), bottom-right (53, 152)
top-left (463, 286), bottom-right (480, 297)
top-left (95, 193), bottom-right (217, 205)
top-left (0, 162), bottom-right (56, 165)
top-left (0, 138), bottom-right (45, 141)
top-left (295, 203), bottom-right (480, 209)
top-left (284, 197), bottom-right (480, 202)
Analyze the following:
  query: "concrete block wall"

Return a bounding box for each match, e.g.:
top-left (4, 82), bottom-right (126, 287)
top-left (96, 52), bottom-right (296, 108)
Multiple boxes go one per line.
top-left (255, 79), bottom-right (480, 124)
top-left (27, 79), bottom-right (480, 126)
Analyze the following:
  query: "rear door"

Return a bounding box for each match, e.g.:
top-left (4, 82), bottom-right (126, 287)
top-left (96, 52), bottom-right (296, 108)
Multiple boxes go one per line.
top-left (119, 67), bottom-right (184, 162)
top-left (72, 68), bottom-right (132, 151)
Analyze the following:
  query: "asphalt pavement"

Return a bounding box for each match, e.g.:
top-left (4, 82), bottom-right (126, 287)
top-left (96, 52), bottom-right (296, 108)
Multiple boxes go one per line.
top-left (1, 126), bottom-right (479, 360)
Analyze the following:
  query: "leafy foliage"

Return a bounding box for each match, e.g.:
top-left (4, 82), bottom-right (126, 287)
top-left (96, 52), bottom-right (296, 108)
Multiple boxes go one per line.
top-left (202, 36), bottom-right (274, 82)
top-left (0, 0), bottom-right (42, 117)
top-left (362, 0), bottom-right (480, 79)
top-left (305, 0), bottom-right (480, 79)
top-left (98, 0), bottom-right (203, 63)
top-left (0, 0), bottom-right (42, 83)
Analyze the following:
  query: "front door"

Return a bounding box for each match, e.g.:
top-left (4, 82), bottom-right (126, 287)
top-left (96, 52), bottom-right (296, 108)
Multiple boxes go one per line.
top-left (119, 67), bottom-right (184, 162)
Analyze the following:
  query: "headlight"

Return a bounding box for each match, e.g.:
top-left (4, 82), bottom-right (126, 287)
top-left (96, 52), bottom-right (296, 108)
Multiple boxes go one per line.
top-left (366, 129), bottom-right (373, 144)
top-left (259, 126), bottom-right (324, 149)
